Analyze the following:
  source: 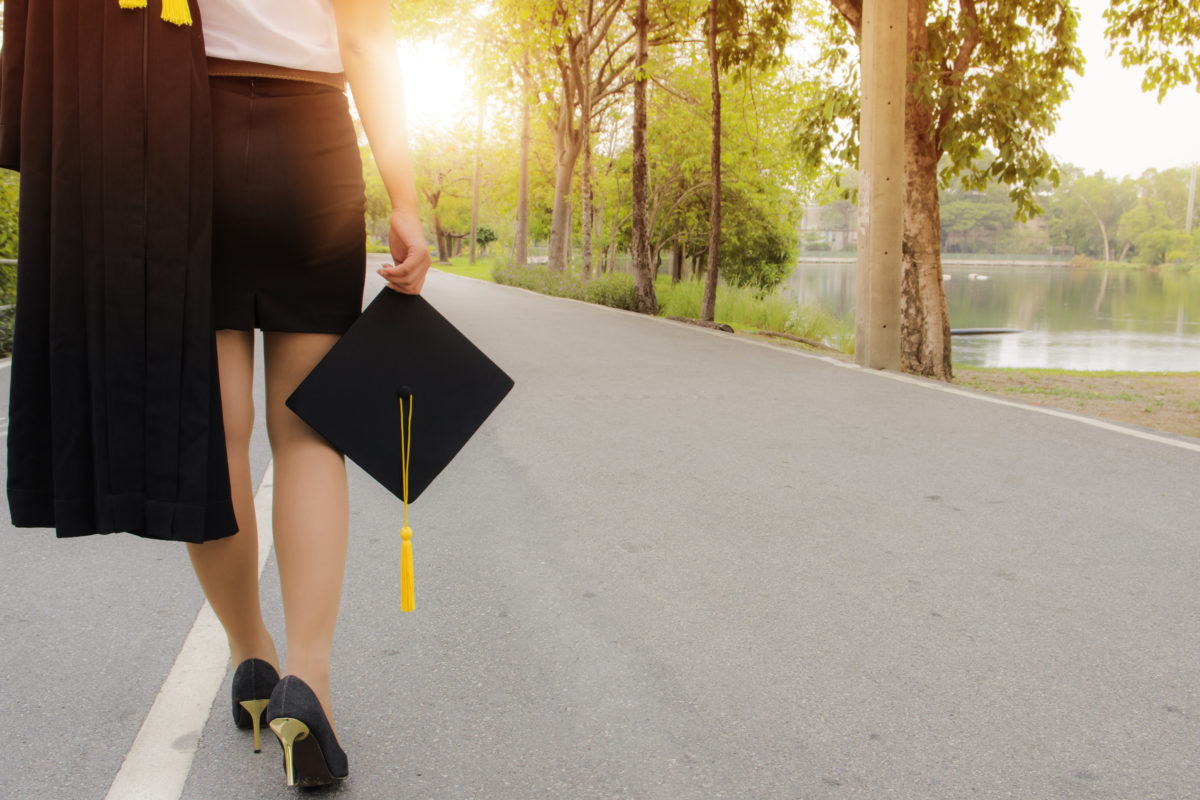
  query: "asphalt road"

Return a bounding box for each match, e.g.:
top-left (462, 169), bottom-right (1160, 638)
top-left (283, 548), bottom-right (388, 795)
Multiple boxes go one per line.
top-left (2, 263), bottom-right (1197, 799)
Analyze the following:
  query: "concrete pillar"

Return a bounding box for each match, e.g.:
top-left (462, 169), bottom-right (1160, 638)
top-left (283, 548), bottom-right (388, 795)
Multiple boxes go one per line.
top-left (855, 0), bottom-right (905, 370)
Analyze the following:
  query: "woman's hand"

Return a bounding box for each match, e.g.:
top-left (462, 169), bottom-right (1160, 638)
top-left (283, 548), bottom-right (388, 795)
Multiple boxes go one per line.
top-left (377, 209), bottom-right (431, 294)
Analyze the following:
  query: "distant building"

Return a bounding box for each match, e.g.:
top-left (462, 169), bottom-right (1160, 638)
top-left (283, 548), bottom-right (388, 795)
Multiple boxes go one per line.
top-left (799, 202), bottom-right (857, 253)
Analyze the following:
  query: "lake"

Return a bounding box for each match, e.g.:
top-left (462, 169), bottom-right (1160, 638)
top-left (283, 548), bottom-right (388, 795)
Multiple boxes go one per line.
top-left (785, 260), bottom-right (1200, 372)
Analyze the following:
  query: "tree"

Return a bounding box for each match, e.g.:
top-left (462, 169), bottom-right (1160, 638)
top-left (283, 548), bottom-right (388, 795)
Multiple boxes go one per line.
top-left (700, 0), bottom-right (795, 322)
top-left (531, 0), bottom-right (641, 272)
top-left (475, 225), bottom-right (498, 254)
top-left (361, 146), bottom-right (392, 245)
top-left (412, 127), bottom-right (473, 262)
top-left (938, 190), bottom-right (1015, 254)
top-left (1104, 0), bottom-right (1200, 100)
top-left (631, 0), bottom-right (659, 312)
top-left (1047, 169), bottom-right (1137, 262)
top-left (601, 51), bottom-right (811, 291)
top-left (798, 0), bottom-right (1082, 379)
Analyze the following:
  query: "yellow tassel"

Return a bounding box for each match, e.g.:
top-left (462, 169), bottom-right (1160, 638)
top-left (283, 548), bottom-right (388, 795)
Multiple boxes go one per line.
top-left (159, 0), bottom-right (193, 26)
top-left (117, 0), bottom-right (191, 26)
top-left (398, 394), bottom-right (415, 612)
top-left (400, 526), bottom-right (415, 612)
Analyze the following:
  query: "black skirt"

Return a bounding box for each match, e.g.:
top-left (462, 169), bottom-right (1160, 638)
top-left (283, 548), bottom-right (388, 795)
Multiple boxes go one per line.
top-left (210, 76), bottom-right (367, 334)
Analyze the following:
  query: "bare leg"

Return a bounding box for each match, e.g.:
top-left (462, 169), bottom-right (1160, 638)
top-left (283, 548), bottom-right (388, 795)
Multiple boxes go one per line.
top-left (187, 330), bottom-right (278, 669)
top-left (263, 331), bottom-right (349, 723)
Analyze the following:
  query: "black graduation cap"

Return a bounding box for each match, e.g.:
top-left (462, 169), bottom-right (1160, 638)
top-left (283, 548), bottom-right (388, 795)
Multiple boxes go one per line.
top-left (285, 288), bottom-right (514, 611)
top-left (286, 288), bottom-right (515, 504)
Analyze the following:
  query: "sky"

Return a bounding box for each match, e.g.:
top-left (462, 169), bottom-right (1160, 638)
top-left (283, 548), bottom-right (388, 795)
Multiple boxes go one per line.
top-left (397, 43), bottom-right (473, 134)
top-left (397, 0), bottom-right (1199, 180)
top-left (1046, 0), bottom-right (1200, 178)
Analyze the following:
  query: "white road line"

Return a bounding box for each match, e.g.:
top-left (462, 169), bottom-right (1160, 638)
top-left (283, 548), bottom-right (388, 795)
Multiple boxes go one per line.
top-left (104, 462), bottom-right (276, 800)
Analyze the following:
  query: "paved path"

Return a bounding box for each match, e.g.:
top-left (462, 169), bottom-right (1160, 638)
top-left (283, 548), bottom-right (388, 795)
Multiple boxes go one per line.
top-left (2, 264), bottom-right (1197, 799)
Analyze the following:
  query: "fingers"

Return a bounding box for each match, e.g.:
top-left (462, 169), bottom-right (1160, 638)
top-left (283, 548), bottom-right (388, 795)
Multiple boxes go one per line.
top-left (375, 265), bottom-right (424, 294)
top-left (376, 253), bottom-right (430, 295)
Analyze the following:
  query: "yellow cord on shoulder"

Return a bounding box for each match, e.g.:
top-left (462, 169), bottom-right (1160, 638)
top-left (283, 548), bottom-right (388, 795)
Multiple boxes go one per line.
top-left (399, 395), bottom-right (415, 612)
top-left (118, 0), bottom-right (193, 27)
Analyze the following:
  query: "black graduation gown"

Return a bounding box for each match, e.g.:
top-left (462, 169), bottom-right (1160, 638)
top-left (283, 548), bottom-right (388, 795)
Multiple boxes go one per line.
top-left (0, 0), bottom-right (237, 542)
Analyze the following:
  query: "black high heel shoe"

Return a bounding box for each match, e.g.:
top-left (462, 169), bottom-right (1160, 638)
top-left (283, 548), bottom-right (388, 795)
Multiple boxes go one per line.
top-left (231, 658), bottom-right (280, 753)
top-left (265, 676), bottom-right (348, 787)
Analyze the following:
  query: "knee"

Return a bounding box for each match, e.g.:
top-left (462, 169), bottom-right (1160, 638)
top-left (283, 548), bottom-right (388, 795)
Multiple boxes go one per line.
top-left (266, 405), bottom-right (325, 453)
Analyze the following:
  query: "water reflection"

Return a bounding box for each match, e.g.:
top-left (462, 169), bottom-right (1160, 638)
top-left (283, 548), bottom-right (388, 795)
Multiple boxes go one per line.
top-left (785, 260), bottom-right (1200, 371)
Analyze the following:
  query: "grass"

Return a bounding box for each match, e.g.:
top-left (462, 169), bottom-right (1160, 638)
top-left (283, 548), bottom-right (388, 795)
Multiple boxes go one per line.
top-left (656, 277), bottom-right (853, 350)
top-left (434, 258), bottom-right (854, 351)
top-left (433, 254), bottom-right (500, 282)
top-left (954, 367), bottom-right (1200, 439)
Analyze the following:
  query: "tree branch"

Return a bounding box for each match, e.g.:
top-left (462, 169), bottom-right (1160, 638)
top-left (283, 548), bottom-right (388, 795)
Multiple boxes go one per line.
top-left (594, 38), bottom-right (637, 95)
top-left (588, 0), bottom-right (626, 57)
top-left (650, 75), bottom-right (697, 103)
top-left (829, 0), bottom-right (862, 36)
top-left (936, 0), bottom-right (981, 143)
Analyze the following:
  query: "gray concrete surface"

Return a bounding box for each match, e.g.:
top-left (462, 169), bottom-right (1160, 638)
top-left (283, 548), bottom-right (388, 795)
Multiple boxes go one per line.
top-left (3, 265), bottom-right (1198, 799)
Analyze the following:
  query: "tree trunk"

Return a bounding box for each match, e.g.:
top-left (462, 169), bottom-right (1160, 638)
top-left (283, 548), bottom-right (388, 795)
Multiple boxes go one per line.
top-left (434, 215), bottom-right (451, 264)
top-left (515, 64), bottom-right (531, 267)
top-left (547, 121), bottom-right (583, 271)
top-left (670, 221), bottom-right (683, 283)
top-left (630, 0), bottom-right (657, 313)
top-left (580, 1), bottom-right (595, 280)
top-left (565, 203), bottom-right (573, 268)
top-left (701, 0), bottom-right (721, 323)
top-left (1079, 195), bottom-right (1111, 262)
top-left (901, 1), bottom-right (951, 380)
top-left (469, 105), bottom-right (483, 264)
top-left (595, 190), bottom-right (606, 273)
top-left (581, 133), bottom-right (594, 278)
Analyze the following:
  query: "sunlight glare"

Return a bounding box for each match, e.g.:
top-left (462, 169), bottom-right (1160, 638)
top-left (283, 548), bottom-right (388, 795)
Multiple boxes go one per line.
top-left (397, 42), bottom-right (473, 133)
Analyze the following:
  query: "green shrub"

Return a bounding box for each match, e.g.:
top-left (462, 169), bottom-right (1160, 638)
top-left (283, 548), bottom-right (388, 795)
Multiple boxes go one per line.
top-left (719, 224), bottom-right (794, 291)
top-left (492, 262), bottom-right (587, 301)
top-left (0, 304), bottom-right (12, 359)
top-left (0, 170), bottom-right (18, 261)
top-left (584, 272), bottom-right (636, 310)
top-left (492, 263), bottom-right (640, 312)
top-left (0, 258), bottom-right (14, 358)
top-left (0, 260), bottom-right (15, 306)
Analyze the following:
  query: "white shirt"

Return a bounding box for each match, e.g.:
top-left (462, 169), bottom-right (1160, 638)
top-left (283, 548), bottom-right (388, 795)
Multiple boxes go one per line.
top-left (200, 0), bottom-right (344, 73)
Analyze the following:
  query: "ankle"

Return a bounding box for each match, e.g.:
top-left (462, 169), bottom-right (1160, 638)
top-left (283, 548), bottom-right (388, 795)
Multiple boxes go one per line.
top-left (229, 629), bottom-right (279, 670)
top-left (281, 661), bottom-right (333, 720)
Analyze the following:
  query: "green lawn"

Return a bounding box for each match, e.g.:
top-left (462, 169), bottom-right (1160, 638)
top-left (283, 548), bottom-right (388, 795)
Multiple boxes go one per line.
top-left (431, 255), bottom-right (499, 282)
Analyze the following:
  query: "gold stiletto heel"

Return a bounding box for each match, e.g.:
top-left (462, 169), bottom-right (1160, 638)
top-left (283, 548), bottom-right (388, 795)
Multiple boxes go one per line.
top-left (239, 699), bottom-right (271, 752)
top-left (232, 658), bottom-right (280, 752)
top-left (269, 718), bottom-right (311, 787)
top-left (264, 676), bottom-right (347, 785)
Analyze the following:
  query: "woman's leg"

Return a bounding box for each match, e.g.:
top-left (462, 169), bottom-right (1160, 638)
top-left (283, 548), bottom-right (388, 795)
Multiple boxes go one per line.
top-left (263, 331), bottom-right (349, 722)
top-left (186, 330), bottom-right (278, 668)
